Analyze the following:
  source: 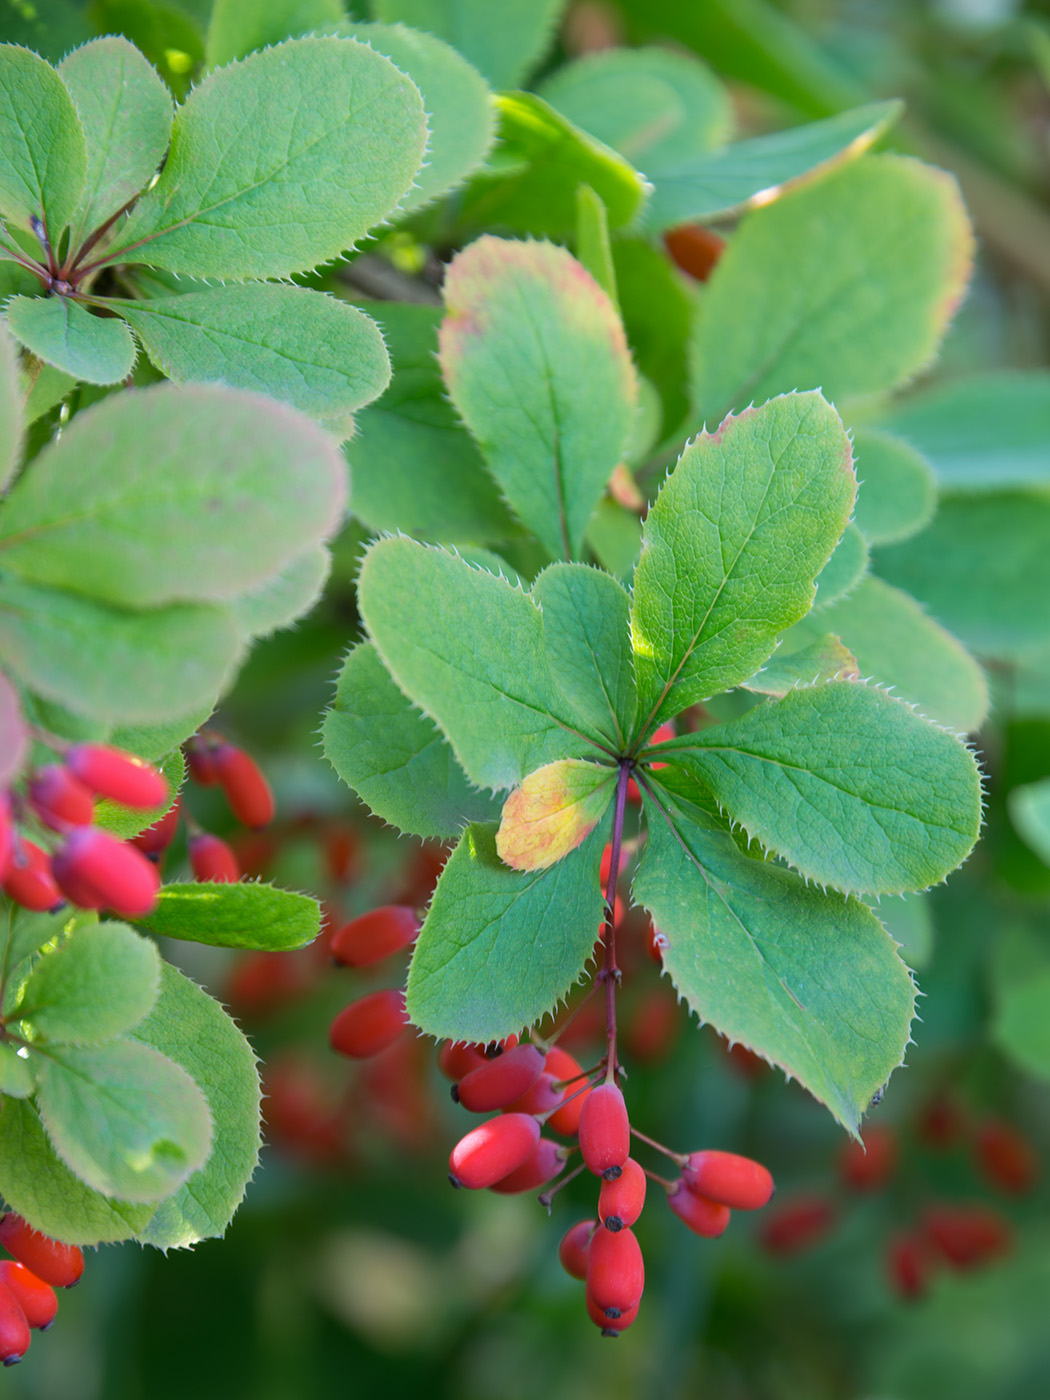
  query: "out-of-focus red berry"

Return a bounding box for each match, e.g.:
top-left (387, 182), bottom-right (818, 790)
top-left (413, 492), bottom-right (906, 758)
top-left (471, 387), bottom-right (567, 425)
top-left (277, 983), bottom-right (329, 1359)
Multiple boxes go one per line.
top-left (329, 989), bottom-right (408, 1059)
top-left (759, 1196), bottom-right (837, 1255)
top-left (212, 745), bottom-right (275, 829)
top-left (664, 223), bottom-right (727, 281)
top-left (329, 906), bottom-right (419, 968)
top-left (189, 832), bottom-right (241, 883)
top-left (131, 798), bottom-right (180, 857)
top-left (27, 766), bottom-right (93, 830)
top-left (924, 1203), bottom-right (1012, 1270)
top-left (2, 840), bottom-right (63, 911)
top-left (51, 828), bottom-right (160, 916)
top-left (65, 745), bottom-right (166, 808)
top-left (839, 1125), bottom-right (898, 1193)
top-left (975, 1119), bottom-right (1039, 1196)
top-left (886, 1232), bottom-right (929, 1301)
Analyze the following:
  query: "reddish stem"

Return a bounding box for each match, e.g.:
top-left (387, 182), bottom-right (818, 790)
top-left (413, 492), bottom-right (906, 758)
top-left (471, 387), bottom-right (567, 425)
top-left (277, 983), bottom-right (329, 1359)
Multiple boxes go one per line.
top-left (599, 760), bottom-right (632, 1085)
top-left (630, 1123), bottom-right (686, 1166)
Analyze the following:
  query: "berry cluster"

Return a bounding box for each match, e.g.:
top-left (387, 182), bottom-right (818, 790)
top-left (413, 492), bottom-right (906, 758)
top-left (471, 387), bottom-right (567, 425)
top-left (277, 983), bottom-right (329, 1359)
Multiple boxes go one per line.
top-left (0, 1214), bottom-right (84, 1367)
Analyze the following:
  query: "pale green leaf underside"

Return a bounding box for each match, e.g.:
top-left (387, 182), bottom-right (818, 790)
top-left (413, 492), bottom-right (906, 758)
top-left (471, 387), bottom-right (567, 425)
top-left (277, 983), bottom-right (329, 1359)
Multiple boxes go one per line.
top-left (230, 545), bottom-right (329, 640)
top-left (0, 666), bottom-right (27, 785)
top-left (130, 962), bottom-right (261, 1249)
top-left (0, 318), bottom-right (22, 492)
top-left (205, 0), bottom-right (345, 66)
top-left (5, 294), bottom-right (136, 385)
top-left (133, 881), bottom-right (320, 951)
top-left (358, 538), bottom-right (591, 791)
top-left (105, 37), bottom-right (428, 280)
top-left (374, 0), bottom-right (563, 90)
top-left (323, 641), bottom-right (500, 840)
top-left (813, 521), bottom-right (868, 609)
top-left (16, 920), bottom-right (159, 1045)
top-left (439, 235), bottom-right (636, 562)
top-left (851, 427), bottom-right (936, 545)
top-left (111, 285), bottom-right (390, 418)
top-left (666, 681), bottom-right (982, 895)
top-left (0, 43), bottom-right (86, 236)
top-left (1009, 778), bottom-right (1050, 867)
top-left (407, 819), bottom-right (607, 1041)
top-left (0, 382), bottom-right (347, 608)
top-left (741, 633), bottom-right (858, 696)
top-left (631, 391), bottom-right (855, 730)
top-left (574, 184), bottom-right (617, 305)
top-left (635, 776), bottom-right (915, 1132)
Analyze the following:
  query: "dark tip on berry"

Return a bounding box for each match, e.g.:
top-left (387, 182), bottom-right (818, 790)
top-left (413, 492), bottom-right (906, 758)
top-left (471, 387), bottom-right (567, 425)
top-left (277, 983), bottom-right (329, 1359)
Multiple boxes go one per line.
top-left (450, 1084), bottom-right (460, 1103)
top-left (601, 1328), bottom-right (621, 1339)
top-left (48, 900), bottom-right (67, 914)
top-left (41, 1320), bottom-right (55, 1333)
top-left (603, 1165), bottom-right (623, 1181)
top-left (3, 1356), bottom-right (23, 1367)
top-left (604, 1306), bottom-right (622, 1320)
top-left (605, 1216), bottom-right (623, 1232)
top-left (448, 1173), bottom-right (463, 1190)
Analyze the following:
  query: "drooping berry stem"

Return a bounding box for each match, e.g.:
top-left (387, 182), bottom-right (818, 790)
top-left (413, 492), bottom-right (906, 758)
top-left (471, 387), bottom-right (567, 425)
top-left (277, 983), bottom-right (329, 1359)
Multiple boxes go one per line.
top-left (599, 760), bottom-right (633, 1085)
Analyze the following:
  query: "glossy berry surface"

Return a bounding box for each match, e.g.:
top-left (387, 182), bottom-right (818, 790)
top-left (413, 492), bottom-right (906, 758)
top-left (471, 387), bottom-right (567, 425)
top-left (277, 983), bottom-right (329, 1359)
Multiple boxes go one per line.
top-left (0, 1282), bottom-right (30, 1366)
top-left (449, 1114), bottom-right (541, 1189)
top-left (51, 827), bottom-right (160, 917)
top-left (329, 905), bottom-right (419, 968)
top-left (599, 1157), bottom-right (647, 1231)
top-left (667, 1180), bottom-right (731, 1238)
top-left (329, 989), bottom-right (408, 1059)
top-left (683, 1150), bottom-right (774, 1210)
top-left (0, 1215), bottom-right (84, 1288)
top-left (0, 1263), bottom-right (57, 1330)
top-left (558, 1220), bottom-right (596, 1281)
top-left (65, 744), bottom-right (167, 808)
top-left (586, 1225), bottom-right (645, 1316)
top-left (578, 1083), bottom-right (630, 1177)
top-left (455, 1043), bottom-right (545, 1113)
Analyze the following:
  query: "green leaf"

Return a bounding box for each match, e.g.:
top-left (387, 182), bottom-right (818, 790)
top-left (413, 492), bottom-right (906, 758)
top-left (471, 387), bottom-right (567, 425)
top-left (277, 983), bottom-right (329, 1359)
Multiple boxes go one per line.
top-left (341, 22), bottom-right (495, 212)
top-left (347, 301), bottom-right (516, 546)
top-left (792, 575), bottom-right (989, 734)
top-left (130, 962), bottom-right (260, 1249)
top-left (58, 36), bottom-right (173, 244)
top-left (0, 43), bottom-right (86, 237)
top-left (642, 100), bottom-right (901, 231)
top-left (0, 383), bottom-right (347, 608)
top-left (532, 562), bottom-right (637, 748)
top-left (36, 1038), bottom-right (212, 1202)
top-left (540, 45), bottom-right (732, 173)
top-left (94, 748), bottom-right (185, 841)
top-left (574, 184), bottom-right (617, 306)
top-left (15, 920), bottom-right (160, 1045)
top-left (1009, 778), bottom-right (1050, 866)
top-left (374, 0), bottom-right (563, 89)
top-left (23, 362), bottom-right (76, 425)
top-left (460, 92), bottom-right (648, 239)
top-left (741, 634), bottom-right (858, 696)
top-left (0, 575), bottom-right (240, 723)
top-left (691, 155), bottom-right (973, 424)
top-left (496, 759), bottom-right (614, 871)
top-left (110, 705), bottom-right (215, 763)
top-left (133, 881), bottom-right (321, 951)
top-left (439, 236), bottom-right (637, 561)
top-left (992, 965), bottom-right (1050, 1082)
top-left (109, 285), bottom-right (390, 419)
top-left (0, 1043), bottom-right (34, 1097)
top-left (407, 819), bottom-right (606, 1041)
top-left (5, 294), bottom-right (136, 385)
top-left (613, 236), bottom-right (694, 435)
top-left (0, 318), bottom-right (22, 492)
top-left (875, 494), bottom-right (1050, 660)
top-left (879, 371), bottom-right (1050, 492)
top-left (662, 681), bottom-right (983, 895)
top-left (630, 391), bottom-right (855, 731)
top-left (0, 666), bottom-right (27, 785)
top-left (1, 901), bottom-right (76, 1003)
top-left (206, 0), bottom-right (344, 66)
top-left (230, 545), bottom-right (329, 640)
top-left (635, 775), bottom-right (915, 1132)
top-left (323, 641), bottom-right (500, 841)
top-left (813, 521), bottom-right (868, 609)
top-left (105, 37), bottom-right (427, 280)
top-left (586, 498), bottom-right (643, 583)
top-left (0, 1097), bottom-right (155, 1245)
top-left (358, 537), bottom-right (590, 791)
top-left (878, 890), bottom-right (934, 970)
top-left (851, 427), bottom-right (936, 545)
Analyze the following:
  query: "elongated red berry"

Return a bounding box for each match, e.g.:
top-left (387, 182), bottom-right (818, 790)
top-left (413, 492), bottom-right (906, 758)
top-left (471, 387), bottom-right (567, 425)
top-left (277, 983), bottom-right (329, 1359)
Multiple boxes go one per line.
top-left (131, 798), bottom-right (181, 857)
top-left (545, 1047), bottom-right (592, 1136)
top-left (185, 735), bottom-right (220, 786)
top-left (585, 1288), bottom-right (639, 1335)
top-left (664, 223), bottom-right (726, 282)
top-left (2, 840), bottom-right (62, 912)
top-left (329, 989), bottom-right (408, 1059)
top-left (975, 1119), bottom-right (1039, 1195)
top-left (330, 906), bottom-right (419, 968)
top-left (505, 1070), bottom-right (564, 1117)
top-left (0, 796), bottom-right (12, 882)
top-left (0, 1215), bottom-right (84, 1288)
top-left (683, 1150), bottom-right (774, 1210)
top-left (586, 1226), bottom-right (644, 1316)
top-left (65, 744), bottom-right (166, 808)
top-left (27, 766), bottom-right (93, 831)
top-left (0, 1282), bottom-right (29, 1366)
top-left (579, 1083), bottom-right (630, 1177)
top-left (455, 1043), bottom-right (545, 1113)
top-left (51, 827), bottom-right (160, 916)
top-left (559, 1219), bottom-right (596, 1281)
top-left (924, 1203), bottom-right (1012, 1269)
top-left (212, 745), bottom-right (275, 828)
top-left (667, 1180), bottom-right (730, 1237)
top-left (839, 1125), bottom-right (898, 1193)
top-left (600, 1157), bottom-right (646, 1231)
top-left (189, 832), bottom-right (241, 883)
top-left (886, 1233), bottom-right (928, 1301)
top-left (489, 1138), bottom-right (565, 1194)
top-left (759, 1196), bottom-right (836, 1255)
top-left (438, 1041), bottom-right (488, 1081)
top-left (0, 1263), bottom-right (57, 1330)
top-left (449, 1113), bottom-right (540, 1189)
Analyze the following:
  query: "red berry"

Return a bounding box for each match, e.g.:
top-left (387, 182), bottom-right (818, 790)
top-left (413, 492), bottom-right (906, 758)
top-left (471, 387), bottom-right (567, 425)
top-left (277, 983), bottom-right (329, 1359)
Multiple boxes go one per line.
top-left (329, 905), bottom-right (419, 968)
top-left (886, 1233), bottom-right (928, 1301)
top-left (0, 1263), bottom-right (57, 1330)
top-left (585, 1288), bottom-right (639, 1335)
top-left (664, 223), bottom-right (727, 282)
top-left (586, 1226), bottom-right (644, 1316)
top-left (667, 1180), bottom-right (731, 1237)
top-left (623, 988), bottom-right (679, 1064)
top-left (917, 1094), bottom-right (965, 1149)
top-left (455, 1042), bottom-right (545, 1113)
top-left (683, 1150), bottom-right (774, 1210)
top-left (924, 1203), bottom-right (1012, 1270)
top-left (579, 1083), bottom-right (630, 1177)
top-left (226, 950), bottom-right (311, 1018)
top-left (545, 1047), bottom-right (592, 1136)
top-left (65, 744), bottom-right (166, 808)
top-left (0, 1215), bottom-right (84, 1288)
top-left (599, 1157), bottom-right (647, 1231)
top-left (647, 721), bottom-right (675, 767)
top-left (51, 827), bottom-right (160, 916)
top-left (489, 1138), bottom-right (565, 1194)
top-left (329, 989), bottom-right (408, 1059)
top-left (2, 840), bottom-right (62, 912)
top-left (438, 1041), bottom-right (488, 1081)
top-left (0, 1282), bottom-right (29, 1366)
top-left (27, 765), bottom-right (93, 831)
top-left (131, 798), bottom-right (180, 857)
top-left (975, 1119), bottom-right (1039, 1196)
top-left (558, 1219), bottom-right (596, 1281)
top-left (185, 735), bottom-right (220, 786)
top-left (449, 1113), bottom-right (540, 1189)
top-left (189, 832), bottom-right (241, 883)
top-left (759, 1196), bottom-right (836, 1255)
top-left (839, 1125), bottom-right (898, 1193)
top-left (504, 1071), bottom-right (564, 1117)
top-left (0, 795), bottom-right (12, 882)
top-left (599, 843), bottom-right (614, 889)
top-left (212, 745), bottom-right (275, 828)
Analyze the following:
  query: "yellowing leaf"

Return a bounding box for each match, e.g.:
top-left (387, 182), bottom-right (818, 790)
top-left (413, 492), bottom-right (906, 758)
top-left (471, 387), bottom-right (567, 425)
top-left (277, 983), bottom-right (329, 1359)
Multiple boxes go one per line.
top-left (497, 760), bottom-right (615, 871)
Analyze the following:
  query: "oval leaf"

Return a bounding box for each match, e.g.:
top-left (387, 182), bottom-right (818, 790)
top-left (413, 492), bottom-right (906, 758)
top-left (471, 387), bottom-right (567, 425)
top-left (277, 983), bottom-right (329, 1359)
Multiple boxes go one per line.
top-left (497, 759), bottom-right (615, 871)
top-left (132, 881), bottom-right (321, 951)
top-left (0, 43), bottom-right (86, 236)
top-left (5, 294), bottom-right (136, 384)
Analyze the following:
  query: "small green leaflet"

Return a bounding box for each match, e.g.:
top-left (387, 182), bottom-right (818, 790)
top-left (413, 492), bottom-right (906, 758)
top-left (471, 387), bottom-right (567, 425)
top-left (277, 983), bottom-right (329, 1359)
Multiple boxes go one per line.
top-left (813, 522), bottom-right (869, 609)
top-left (0, 667), bottom-right (27, 784)
top-left (439, 236), bottom-right (637, 562)
top-left (407, 819), bottom-right (607, 1042)
top-left (630, 391), bottom-right (855, 730)
top-left (130, 963), bottom-right (261, 1249)
top-left (133, 881), bottom-right (320, 951)
top-left (635, 774), bottom-right (916, 1133)
top-left (374, 0), bottom-right (564, 90)
top-left (323, 641), bottom-right (501, 841)
top-left (110, 285), bottom-right (391, 419)
top-left (0, 318), bottom-right (22, 491)
top-left (58, 36), bottom-right (173, 244)
top-left (1009, 778), bottom-right (1050, 867)
top-left (0, 43), bottom-right (86, 237)
top-left (574, 184), bottom-right (618, 306)
top-left (105, 38), bottom-right (428, 280)
top-left (206, 0), bottom-right (345, 66)
top-left (0, 1044), bottom-right (33, 1097)
top-left (851, 428), bottom-right (936, 545)
top-left (5, 294), bottom-right (136, 385)
top-left (0, 383), bottom-right (347, 609)
top-left (741, 634), bottom-right (858, 696)
top-left (1, 901), bottom-right (77, 1005)
top-left (662, 681), bottom-right (982, 895)
top-left (496, 759), bottom-right (615, 871)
